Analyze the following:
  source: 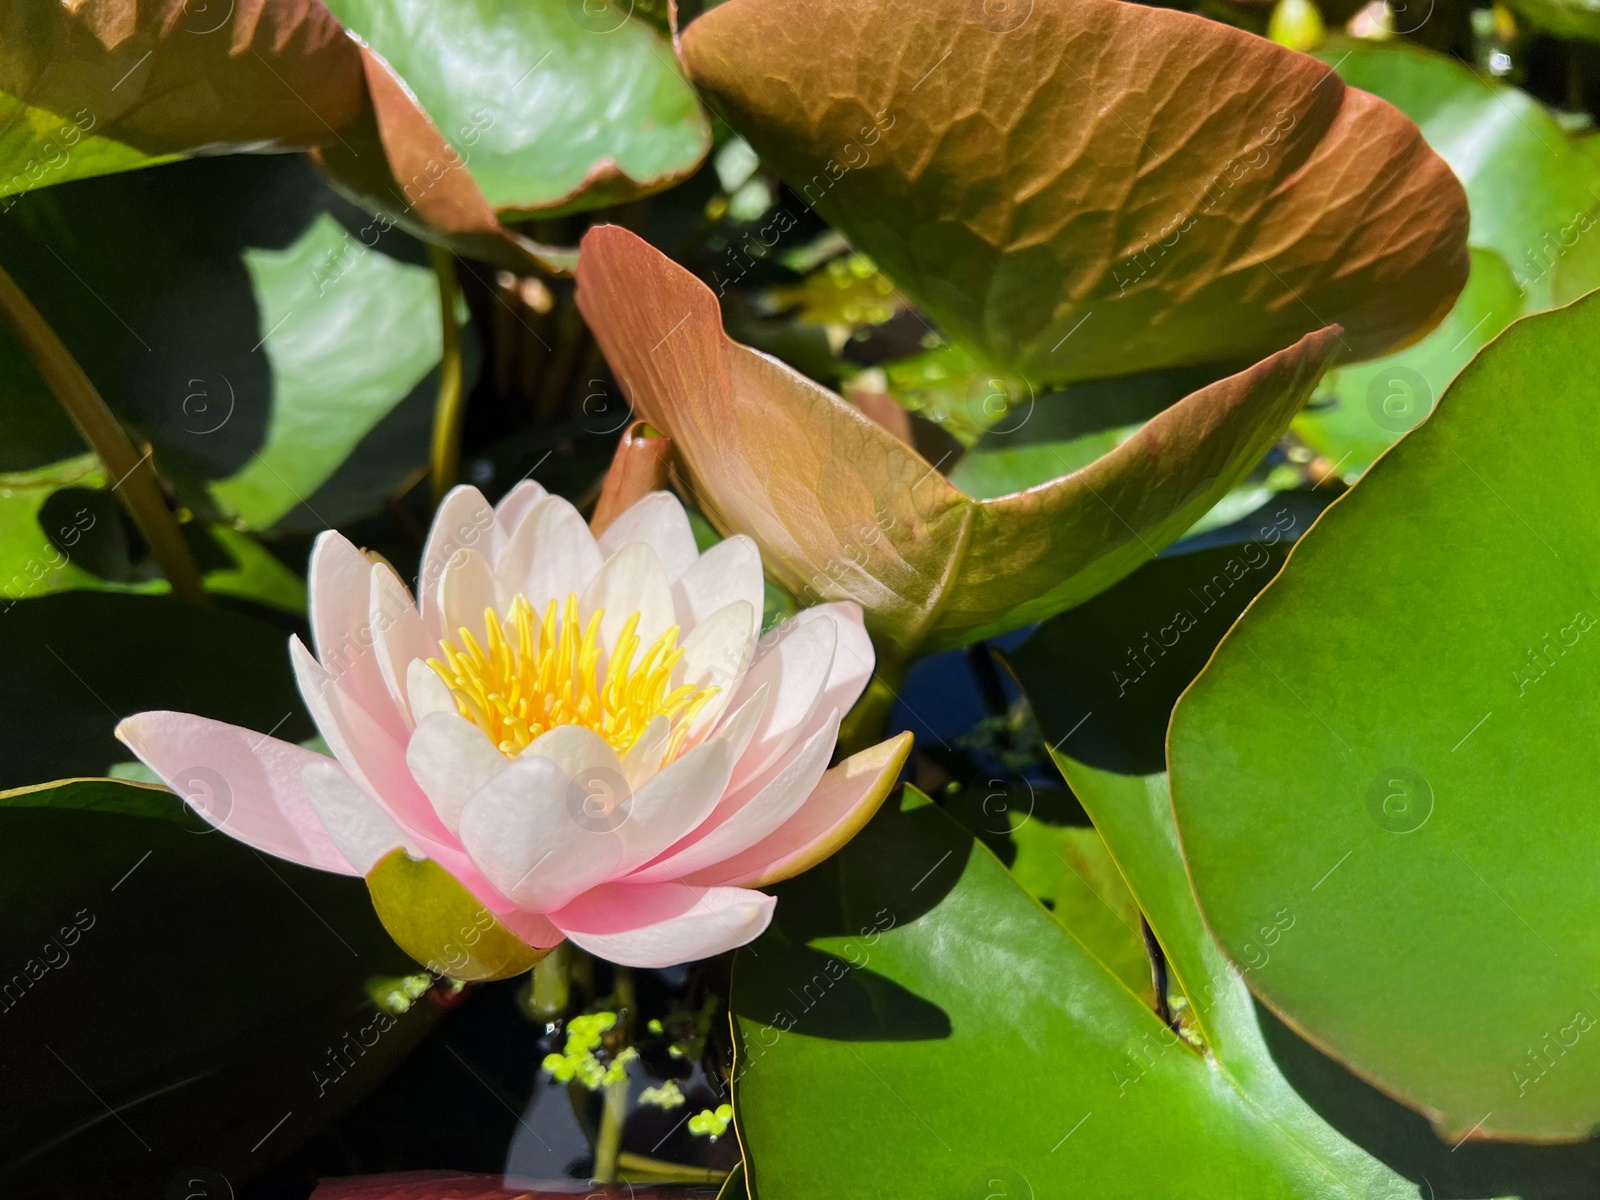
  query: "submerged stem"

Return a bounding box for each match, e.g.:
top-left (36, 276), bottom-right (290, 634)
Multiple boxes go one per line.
top-left (529, 942), bottom-right (571, 1021)
top-left (0, 262), bottom-right (206, 605)
top-left (428, 245), bottom-right (466, 506)
top-left (593, 964), bottom-right (636, 1184)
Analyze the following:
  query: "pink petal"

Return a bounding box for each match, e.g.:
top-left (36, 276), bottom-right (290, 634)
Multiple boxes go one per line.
top-left (685, 732), bottom-right (913, 888)
top-left (497, 495), bottom-right (604, 615)
top-left (630, 709), bottom-right (840, 883)
top-left (551, 881), bottom-right (775, 968)
top-left (674, 535), bottom-right (765, 630)
top-left (436, 546), bottom-right (502, 650)
top-left (291, 637), bottom-right (453, 844)
top-left (457, 756), bottom-right (624, 911)
top-left (614, 736), bottom-right (735, 874)
top-left (500, 908), bottom-right (566, 949)
top-left (728, 614), bottom-right (835, 790)
top-left (301, 758), bottom-right (416, 873)
top-left (581, 542), bottom-right (675, 662)
top-left (308, 532), bottom-right (406, 739)
top-left (114, 711), bottom-right (354, 874)
top-left (406, 711), bottom-right (511, 835)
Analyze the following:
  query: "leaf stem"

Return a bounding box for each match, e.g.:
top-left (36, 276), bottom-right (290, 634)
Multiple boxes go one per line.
top-left (428, 245), bottom-right (466, 506)
top-left (617, 1152), bottom-right (728, 1184)
top-left (593, 962), bottom-right (635, 1184)
top-left (529, 941), bottom-right (571, 1021)
top-left (0, 262), bottom-right (206, 605)
top-left (594, 1072), bottom-right (630, 1184)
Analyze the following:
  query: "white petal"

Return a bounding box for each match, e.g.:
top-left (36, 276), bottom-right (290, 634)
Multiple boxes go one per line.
top-left (437, 547), bottom-right (503, 650)
top-left (715, 681), bottom-right (769, 764)
top-left (407, 711), bottom-right (511, 834)
top-left (458, 756), bottom-right (624, 910)
top-left (615, 736), bottom-right (735, 874)
top-left (676, 600), bottom-right (755, 692)
top-left (674, 535), bottom-right (764, 630)
top-left (370, 563), bottom-right (431, 724)
top-left (674, 599), bottom-right (755, 739)
top-left (633, 709), bottom-right (840, 883)
top-left (419, 485), bottom-right (497, 634)
top-left (597, 491), bottom-right (700, 581)
top-left (407, 659), bottom-right (458, 722)
top-left (493, 479), bottom-right (548, 550)
top-left (302, 758), bottom-right (417, 873)
top-left (521, 724), bottom-right (628, 806)
top-left (789, 602), bottom-right (874, 724)
top-left (581, 542), bottom-right (675, 661)
top-left (621, 715), bottom-right (671, 788)
top-left (728, 614), bottom-right (836, 790)
top-left (498, 495), bottom-right (604, 614)
top-left (552, 882), bottom-right (774, 969)
top-left (308, 532), bottom-right (405, 736)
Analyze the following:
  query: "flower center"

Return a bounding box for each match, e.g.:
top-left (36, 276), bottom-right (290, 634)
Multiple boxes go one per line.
top-left (428, 593), bottom-right (718, 760)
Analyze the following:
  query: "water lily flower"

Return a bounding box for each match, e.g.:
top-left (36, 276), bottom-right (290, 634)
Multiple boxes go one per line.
top-left (116, 485), bottom-right (911, 971)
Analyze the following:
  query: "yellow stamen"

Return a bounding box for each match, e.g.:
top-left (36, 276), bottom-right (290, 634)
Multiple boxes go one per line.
top-left (427, 592), bottom-right (719, 760)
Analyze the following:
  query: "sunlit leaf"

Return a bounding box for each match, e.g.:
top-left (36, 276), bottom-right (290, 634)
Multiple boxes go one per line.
top-left (0, 154), bottom-right (455, 533)
top-left (1297, 37), bottom-right (1600, 480)
top-left (730, 789), bottom-right (1412, 1197)
top-left (575, 225), bottom-right (1339, 652)
top-left (319, 0), bottom-right (709, 218)
top-left (680, 0), bottom-right (1468, 385)
top-left (1170, 289), bottom-right (1600, 1140)
top-left (0, 0), bottom-right (364, 200)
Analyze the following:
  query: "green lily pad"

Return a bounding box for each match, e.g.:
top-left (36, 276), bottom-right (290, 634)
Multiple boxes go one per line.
top-left (0, 592), bottom-right (311, 790)
top-left (322, 0), bottom-right (710, 217)
top-left (1170, 289), bottom-right (1600, 1140)
top-left (367, 849), bottom-right (549, 983)
top-left (1502, 0), bottom-right (1600, 42)
top-left (730, 788), bottom-right (1420, 1197)
top-left (0, 776), bottom-right (430, 1196)
top-left (0, 153), bottom-right (457, 533)
top-left (0, 0), bottom-right (364, 202)
top-left (1300, 38), bottom-right (1600, 481)
top-left (1298, 248), bottom-right (1523, 480)
top-left (0, 456), bottom-right (306, 612)
top-left (945, 785), bottom-right (1154, 1007)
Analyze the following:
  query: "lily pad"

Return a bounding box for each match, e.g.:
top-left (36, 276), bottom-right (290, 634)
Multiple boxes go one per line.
top-left (0, 591), bottom-right (310, 790)
top-left (575, 225), bottom-right (1339, 653)
top-left (321, 0), bottom-right (710, 218)
top-left (0, 776), bottom-right (429, 1196)
top-left (0, 0), bottom-right (364, 201)
top-left (1298, 38), bottom-right (1600, 481)
top-left (680, 0), bottom-right (1468, 385)
top-left (730, 789), bottom-right (1413, 1197)
top-left (0, 153), bottom-right (455, 533)
top-left (0, 456), bottom-right (306, 612)
top-left (1170, 288), bottom-right (1600, 1140)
